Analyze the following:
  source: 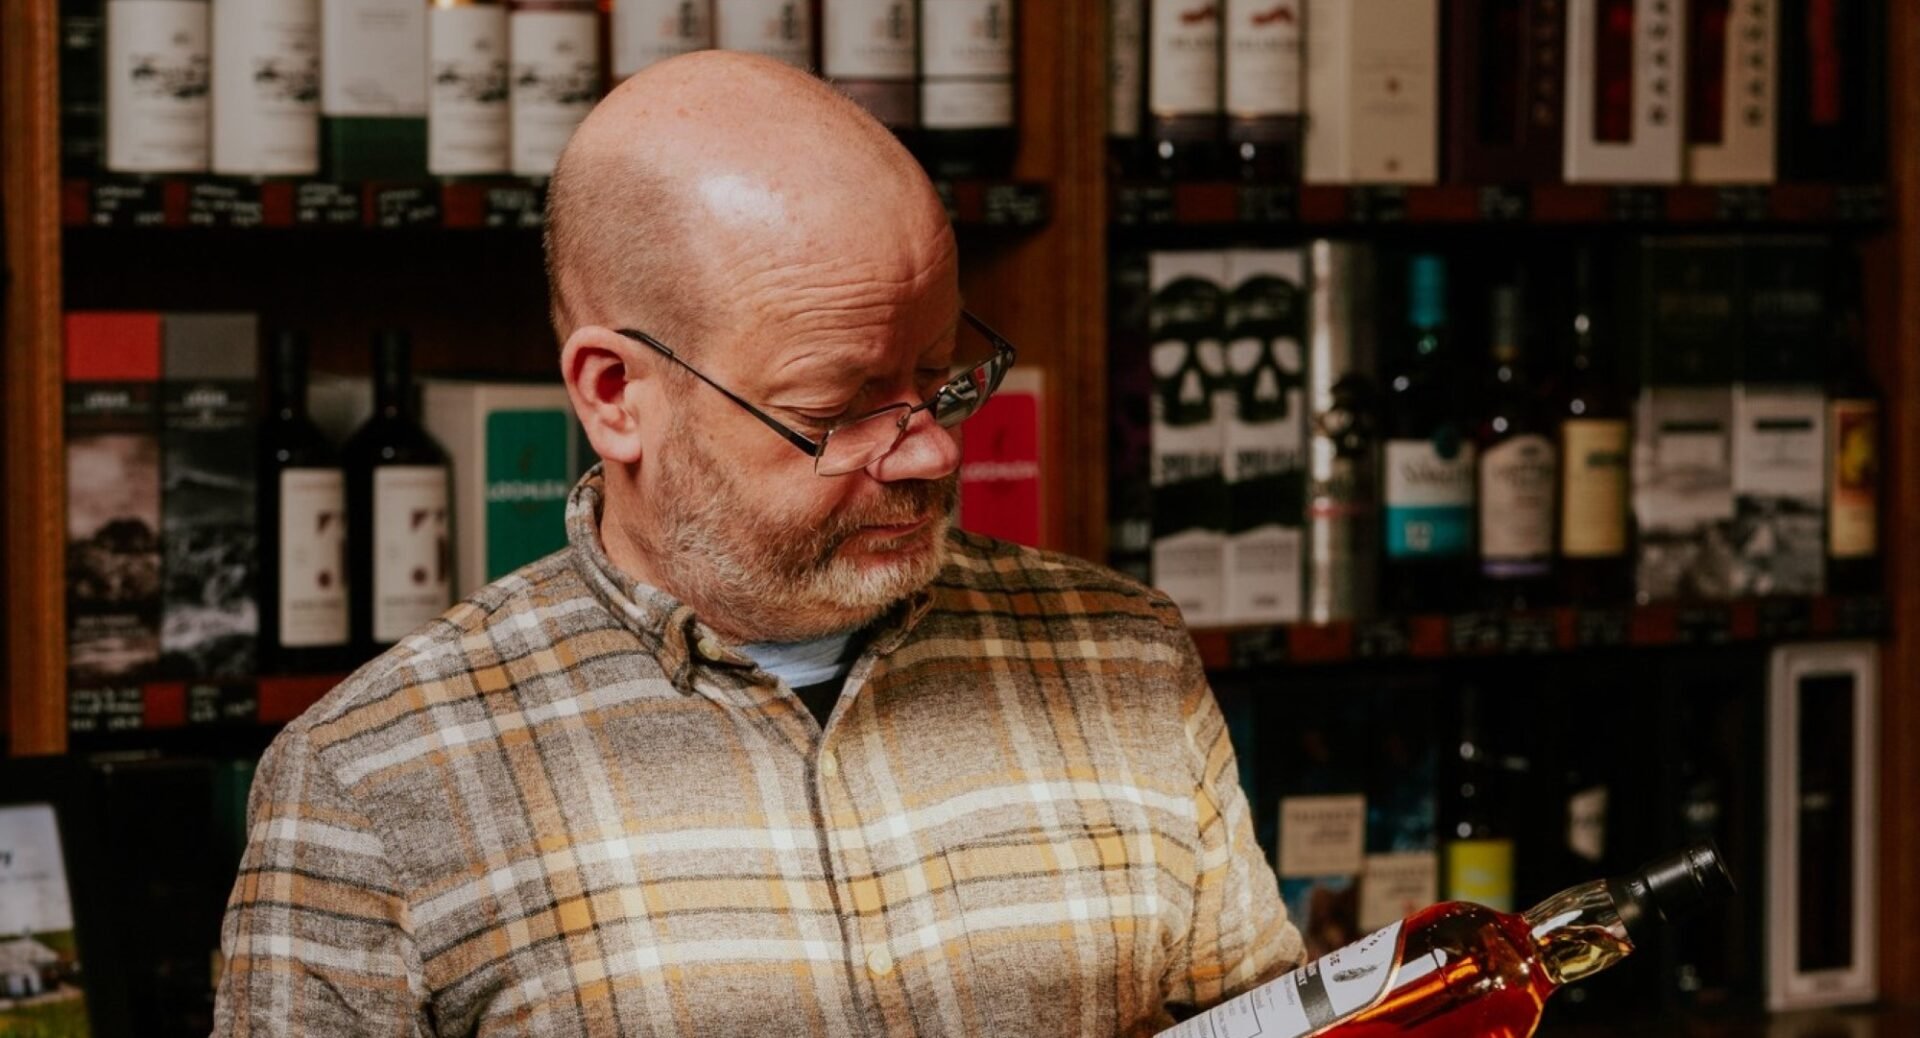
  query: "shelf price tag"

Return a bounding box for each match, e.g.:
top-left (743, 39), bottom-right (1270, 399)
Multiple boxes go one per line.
top-left (373, 186), bottom-right (443, 228)
top-left (90, 179), bottom-right (171, 227)
top-left (983, 184), bottom-right (1048, 227)
top-left (1607, 186), bottom-right (1663, 222)
top-left (294, 182), bottom-right (363, 226)
top-left (1501, 611), bottom-right (1556, 654)
top-left (1476, 185), bottom-right (1529, 222)
top-left (484, 185), bottom-right (545, 229)
top-left (1712, 186), bottom-right (1768, 222)
top-left (1449, 611), bottom-right (1504, 655)
top-left (1347, 185), bottom-right (1407, 224)
top-left (187, 181), bottom-right (267, 229)
top-left (1573, 606), bottom-right (1631, 649)
top-left (1237, 184), bottom-right (1297, 224)
top-left (1113, 183), bottom-right (1176, 226)
top-left (1353, 617), bottom-right (1411, 659)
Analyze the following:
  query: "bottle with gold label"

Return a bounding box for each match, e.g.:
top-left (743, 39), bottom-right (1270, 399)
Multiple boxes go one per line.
top-left (1442, 685), bottom-right (1516, 913)
top-left (1556, 246), bottom-right (1632, 605)
top-left (1825, 266), bottom-right (1880, 595)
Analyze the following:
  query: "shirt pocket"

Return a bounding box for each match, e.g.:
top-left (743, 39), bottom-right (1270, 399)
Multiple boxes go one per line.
top-left (936, 821), bottom-right (1167, 1038)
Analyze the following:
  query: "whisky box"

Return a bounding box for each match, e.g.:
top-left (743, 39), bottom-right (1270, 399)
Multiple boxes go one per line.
top-left (160, 313), bottom-right (260, 680)
top-left (1685, 0), bottom-right (1777, 183)
top-left (1777, 0), bottom-right (1886, 183)
top-left (1108, 251), bottom-right (1154, 585)
top-left (1148, 250), bottom-right (1229, 626)
top-left (65, 313), bottom-right (165, 689)
top-left (1304, 239), bottom-right (1379, 623)
top-left (321, 0), bottom-right (428, 180)
top-left (1221, 249), bottom-right (1307, 625)
top-left (1303, 0), bottom-right (1439, 184)
top-left (1767, 642), bottom-right (1879, 1010)
top-left (958, 369), bottom-right (1045, 548)
top-left (1563, 0), bottom-right (1686, 183)
top-left (1444, 0), bottom-right (1565, 183)
top-left (422, 380), bottom-right (580, 596)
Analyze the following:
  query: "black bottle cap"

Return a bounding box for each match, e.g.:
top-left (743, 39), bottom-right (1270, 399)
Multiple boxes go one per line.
top-left (271, 330), bottom-right (311, 405)
top-left (1606, 842), bottom-right (1737, 946)
top-left (372, 329), bottom-right (414, 404)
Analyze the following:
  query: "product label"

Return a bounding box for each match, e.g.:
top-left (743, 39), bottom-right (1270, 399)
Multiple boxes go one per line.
top-left (510, 10), bottom-right (599, 177)
top-left (321, 0), bottom-right (427, 116)
top-left (613, 0), bottom-right (713, 79)
top-left (1279, 794), bottom-right (1367, 878)
top-left (485, 410), bottom-right (574, 582)
top-left (921, 0), bottom-right (1013, 76)
top-left (822, 0), bottom-right (916, 78)
top-left (1359, 850), bottom-right (1438, 931)
top-left (429, 5), bottom-right (510, 176)
top-left (1479, 433), bottom-right (1556, 571)
top-left (1159, 920), bottom-right (1408, 1038)
top-left (921, 81), bottom-right (1014, 129)
top-left (372, 466), bottom-right (450, 642)
top-left (1384, 438), bottom-right (1474, 559)
top-left (1224, 0), bottom-right (1301, 117)
top-left (1108, 0), bottom-right (1144, 137)
top-left (106, 0), bottom-right (211, 173)
top-left (1567, 785), bottom-right (1608, 864)
top-left (1445, 838), bottom-right (1515, 912)
top-left (1148, 0), bottom-right (1220, 117)
top-left (278, 468), bottom-right (348, 648)
top-left (1559, 418), bottom-right (1629, 557)
top-left (1828, 398), bottom-right (1879, 559)
top-left (212, 0), bottom-right (319, 175)
top-left (713, 0), bottom-right (812, 68)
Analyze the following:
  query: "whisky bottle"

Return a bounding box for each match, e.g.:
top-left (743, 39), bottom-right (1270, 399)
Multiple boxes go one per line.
top-left (1476, 282), bottom-right (1557, 611)
top-left (1825, 268), bottom-right (1881, 596)
top-left (1555, 246), bottom-right (1632, 606)
top-left (1160, 844), bottom-right (1735, 1038)
top-left (915, 0), bottom-right (1017, 178)
top-left (1381, 254), bottom-right (1473, 614)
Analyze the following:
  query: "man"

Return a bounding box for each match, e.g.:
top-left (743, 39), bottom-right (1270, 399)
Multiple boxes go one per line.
top-left (214, 52), bottom-right (1300, 1037)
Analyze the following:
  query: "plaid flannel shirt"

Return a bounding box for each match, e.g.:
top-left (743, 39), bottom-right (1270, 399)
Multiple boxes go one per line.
top-left (213, 470), bottom-right (1300, 1037)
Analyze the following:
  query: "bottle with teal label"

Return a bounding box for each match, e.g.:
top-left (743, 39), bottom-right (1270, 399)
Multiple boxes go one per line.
top-left (1381, 253), bottom-right (1475, 613)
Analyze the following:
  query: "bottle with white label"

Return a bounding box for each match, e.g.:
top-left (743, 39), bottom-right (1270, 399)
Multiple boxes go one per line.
top-left (611, 0), bottom-right (713, 81)
top-left (713, 0), bottom-right (814, 68)
top-left (1381, 254), bottom-right (1472, 614)
top-left (345, 330), bottom-right (452, 654)
top-left (211, 0), bottom-right (320, 175)
top-left (915, 0), bottom-right (1016, 178)
top-left (510, 0), bottom-right (602, 177)
top-left (106, 0), bottom-right (213, 172)
top-left (1223, 0), bottom-right (1301, 182)
top-left (261, 331), bottom-right (352, 674)
top-left (428, 0), bottom-right (510, 176)
top-left (1476, 283), bottom-right (1557, 610)
top-left (1145, 0), bottom-right (1221, 179)
top-left (1106, 0), bottom-right (1145, 176)
top-left (823, 0), bottom-right (919, 135)
top-left (321, 0), bottom-right (429, 180)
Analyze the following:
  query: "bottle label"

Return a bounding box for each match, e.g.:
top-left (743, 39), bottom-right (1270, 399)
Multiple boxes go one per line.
top-left (713, 0), bottom-right (812, 68)
top-left (106, 0), bottom-right (211, 173)
top-left (510, 9), bottom-right (600, 178)
top-left (320, 0), bottom-right (428, 117)
top-left (211, 0), bottom-right (319, 175)
top-left (921, 0), bottom-right (1013, 76)
top-left (372, 466), bottom-right (450, 643)
top-left (1359, 851), bottom-right (1438, 931)
top-left (1108, 0), bottom-right (1144, 138)
top-left (1148, 0), bottom-right (1220, 117)
top-left (613, 0), bottom-right (713, 79)
top-left (429, 5), bottom-right (510, 176)
top-left (1445, 838), bottom-right (1515, 912)
top-left (279, 468), bottom-right (349, 649)
top-left (1567, 785), bottom-right (1609, 865)
top-left (1224, 0), bottom-right (1301, 117)
top-left (1559, 418), bottom-right (1629, 558)
top-left (921, 81), bottom-right (1014, 129)
top-left (1157, 920), bottom-right (1407, 1038)
top-left (1479, 433), bottom-right (1556, 574)
top-left (822, 0), bottom-right (916, 78)
top-left (1383, 438), bottom-right (1474, 559)
top-left (1828, 398), bottom-right (1879, 559)
top-left (1278, 794), bottom-right (1366, 878)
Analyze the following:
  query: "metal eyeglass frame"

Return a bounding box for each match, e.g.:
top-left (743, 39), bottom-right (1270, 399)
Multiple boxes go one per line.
top-left (613, 310), bottom-right (1018, 477)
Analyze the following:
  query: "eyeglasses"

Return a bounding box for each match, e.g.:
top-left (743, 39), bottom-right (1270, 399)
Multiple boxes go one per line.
top-left (615, 311), bottom-right (1018, 477)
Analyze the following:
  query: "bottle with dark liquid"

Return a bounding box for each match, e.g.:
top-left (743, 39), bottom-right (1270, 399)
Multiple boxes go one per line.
top-left (259, 331), bottom-right (352, 675)
top-left (1824, 268), bottom-right (1880, 595)
top-left (1144, 0), bottom-right (1222, 179)
top-left (1159, 844), bottom-right (1735, 1038)
top-left (915, 0), bottom-right (1017, 178)
top-left (344, 330), bottom-right (453, 656)
top-left (1556, 247), bottom-right (1633, 605)
top-left (1222, 0), bottom-right (1301, 182)
top-left (1381, 254), bottom-right (1473, 614)
top-left (822, 0), bottom-right (919, 140)
top-left (1476, 283), bottom-right (1556, 611)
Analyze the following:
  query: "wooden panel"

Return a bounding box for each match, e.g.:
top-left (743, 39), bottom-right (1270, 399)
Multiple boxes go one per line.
top-left (4, 0), bottom-right (70, 755)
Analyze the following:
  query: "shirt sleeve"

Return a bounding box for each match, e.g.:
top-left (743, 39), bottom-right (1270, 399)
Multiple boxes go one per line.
top-left (1162, 644), bottom-right (1306, 1013)
top-left (212, 726), bottom-right (432, 1037)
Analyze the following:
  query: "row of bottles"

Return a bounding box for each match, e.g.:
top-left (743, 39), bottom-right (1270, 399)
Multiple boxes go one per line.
top-left (64, 0), bottom-right (1017, 180)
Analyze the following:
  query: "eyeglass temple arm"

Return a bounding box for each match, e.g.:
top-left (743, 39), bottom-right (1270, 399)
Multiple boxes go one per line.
top-left (615, 329), bottom-right (825, 458)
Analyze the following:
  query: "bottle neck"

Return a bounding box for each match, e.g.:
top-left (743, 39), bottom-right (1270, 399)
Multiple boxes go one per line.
top-left (1520, 879), bottom-right (1637, 989)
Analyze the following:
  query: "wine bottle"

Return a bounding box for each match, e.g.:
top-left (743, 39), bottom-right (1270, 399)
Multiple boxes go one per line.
top-left (1106, 0), bottom-right (1146, 177)
top-left (1222, 0), bottom-right (1301, 183)
top-left (106, 0), bottom-right (212, 173)
top-left (211, 0), bottom-right (321, 176)
top-left (428, 0), bottom-right (511, 177)
top-left (610, 0), bottom-right (713, 82)
top-left (1825, 268), bottom-right (1880, 596)
top-left (714, 0), bottom-right (815, 68)
top-left (1145, 0), bottom-right (1222, 180)
top-left (344, 331), bottom-right (453, 656)
top-left (915, 0), bottom-right (1016, 179)
top-left (510, 0), bottom-right (602, 178)
top-left (1381, 254), bottom-right (1473, 614)
top-left (822, 0), bottom-right (919, 137)
top-left (1557, 246), bottom-right (1633, 605)
top-left (1442, 685), bottom-right (1517, 913)
top-left (1476, 282), bottom-right (1557, 611)
top-left (259, 331), bottom-right (352, 675)
top-left (1159, 844), bottom-right (1735, 1038)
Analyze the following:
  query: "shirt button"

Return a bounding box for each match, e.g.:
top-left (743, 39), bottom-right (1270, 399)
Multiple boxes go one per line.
top-left (695, 636), bottom-right (726, 661)
top-left (819, 751), bottom-right (839, 779)
top-left (867, 948), bottom-right (894, 978)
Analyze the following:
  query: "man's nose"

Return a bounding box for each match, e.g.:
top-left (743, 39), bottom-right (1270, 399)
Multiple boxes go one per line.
top-left (865, 408), bottom-right (961, 483)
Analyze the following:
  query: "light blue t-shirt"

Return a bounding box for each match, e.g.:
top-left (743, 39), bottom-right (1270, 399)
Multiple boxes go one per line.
top-left (738, 631), bottom-right (856, 692)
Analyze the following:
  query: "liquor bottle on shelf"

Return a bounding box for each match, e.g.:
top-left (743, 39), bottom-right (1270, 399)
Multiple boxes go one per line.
top-left (1825, 268), bottom-right (1881, 596)
top-left (1222, 0), bottom-right (1301, 183)
top-left (106, 0), bottom-right (213, 173)
top-left (1477, 282), bottom-right (1557, 611)
top-left (428, 0), bottom-right (512, 177)
top-left (1556, 246), bottom-right (1633, 606)
top-left (321, 0), bottom-right (429, 180)
top-left (1303, 240), bottom-right (1379, 623)
top-left (1381, 254), bottom-right (1473, 615)
top-left (1160, 843), bottom-right (1736, 1038)
top-left (1442, 684), bottom-right (1518, 913)
top-left (61, 0), bottom-right (107, 175)
top-left (1777, 0), bottom-right (1886, 183)
top-left (344, 330), bottom-right (452, 656)
top-left (1106, 0), bottom-right (1146, 178)
top-left (260, 331), bottom-right (352, 676)
top-left (714, 0), bottom-right (815, 68)
top-left (1302, 0), bottom-right (1440, 185)
top-left (822, 0), bottom-right (919, 139)
top-left (510, 0), bottom-right (602, 178)
top-left (610, 0), bottom-right (713, 82)
top-left (1144, 0), bottom-right (1222, 180)
top-left (916, 0), bottom-right (1017, 179)
top-left (211, 0), bottom-right (321, 176)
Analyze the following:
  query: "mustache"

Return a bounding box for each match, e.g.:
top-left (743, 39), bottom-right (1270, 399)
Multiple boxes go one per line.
top-left (805, 474), bottom-right (959, 564)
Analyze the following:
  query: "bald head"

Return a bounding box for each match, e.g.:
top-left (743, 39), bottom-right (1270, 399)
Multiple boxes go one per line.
top-left (544, 52), bottom-right (954, 356)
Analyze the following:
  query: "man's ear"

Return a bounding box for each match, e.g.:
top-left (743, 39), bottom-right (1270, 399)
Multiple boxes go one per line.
top-left (562, 326), bottom-right (652, 466)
